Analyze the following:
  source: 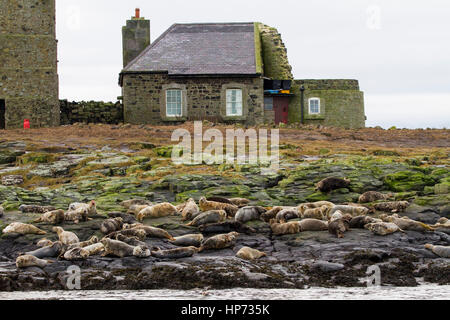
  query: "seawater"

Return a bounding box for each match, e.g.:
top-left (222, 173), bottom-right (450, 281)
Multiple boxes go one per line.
top-left (0, 285), bottom-right (448, 300)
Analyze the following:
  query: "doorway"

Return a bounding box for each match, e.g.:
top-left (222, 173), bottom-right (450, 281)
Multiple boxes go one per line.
top-left (0, 99), bottom-right (5, 129)
top-left (273, 96), bottom-right (289, 125)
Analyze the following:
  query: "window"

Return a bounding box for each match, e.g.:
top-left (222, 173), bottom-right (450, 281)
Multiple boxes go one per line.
top-left (309, 98), bottom-right (320, 114)
top-left (166, 89), bottom-right (183, 117)
top-left (264, 97), bottom-right (273, 111)
top-left (226, 89), bottom-right (243, 116)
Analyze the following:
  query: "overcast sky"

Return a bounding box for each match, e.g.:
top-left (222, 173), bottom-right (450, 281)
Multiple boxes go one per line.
top-left (55, 0), bottom-right (450, 129)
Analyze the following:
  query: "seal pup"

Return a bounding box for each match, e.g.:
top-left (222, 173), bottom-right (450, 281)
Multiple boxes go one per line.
top-left (151, 246), bottom-right (199, 259)
top-left (229, 198), bottom-right (251, 208)
top-left (364, 222), bottom-right (405, 236)
top-left (169, 234), bottom-right (204, 247)
top-left (236, 247), bottom-right (266, 260)
top-left (298, 219), bottom-right (329, 231)
top-left (373, 201), bottom-right (410, 213)
top-left (359, 191), bottom-right (393, 203)
top-left (424, 244), bottom-right (450, 258)
top-left (235, 206), bottom-right (266, 223)
top-left (316, 177), bottom-right (351, 193)
top-left (52, 227), bottom-right (79, 245)
top-left (269, 219), bottom-right (300, 236)
top-left (380, 214), bottom-right (435, 232)
top-left (127, 224), bottom-right (175, 241)
top-left (107, 212), bottom-right (137, 224)
top-left (136, 203), bottom-right (178, 221)
top-left (328, 219), bottom-right (350, 238)
top-left (275, 208), bottom-right (299, 223)
top-left (185, 210), bottom-right (227, 227)
top-left (101, 238), bottom-right (150, 258)
top-left (328, 205), bottom-right (369, 218)
top-left (199, 221), bottom-right (256, 234)
top-left (34, 209), bottom-right (65, 225)
top-left (16, 255), bottom-right (53, 269)
top-left (3, 222), bottom-right (46, 235)
top-left (100, 217), bottom-right (124, 234)
top-left (121, 199), bottom-right (152, 209)
top-left (19, 205), bottom-right (55, 214)
top-left (68, 200), bottom-right (97, 216)
top-left (63, 247), bottom-right (89, 261)
top-left (181, 198), bottom-right (200, 221)
top-left (199, 197), bottom-right (239, 218)
top-left (349, 216), bottom-right (381, 229)
top-left (37, 238), bottom-right (54, 247)
top-left (199, 232), bottom-right (239, 252)
top-left (24, 241), bottom-right (64, 259)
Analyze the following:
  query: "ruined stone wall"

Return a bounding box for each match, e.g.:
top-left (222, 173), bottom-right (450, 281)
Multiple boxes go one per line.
top-left (289, 80), bottom-right (366, 129)
top-left (60, 101), bottom-right (123, 125)
top-left (255, 23), bottom-right (293, 80)
top-left (122, 73), bottom-right (265, 125)
top-left (0, 0), bottom-right (59, 129)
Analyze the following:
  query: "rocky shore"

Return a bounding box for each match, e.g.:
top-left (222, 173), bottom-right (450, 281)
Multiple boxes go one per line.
top-left (0, 125), bottom-right (448, 291)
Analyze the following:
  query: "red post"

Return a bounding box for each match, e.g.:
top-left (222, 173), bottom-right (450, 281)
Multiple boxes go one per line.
top-left (135, 8), bottom-right (140, 18)
top-left (23, 119), bottom-right (30, 129)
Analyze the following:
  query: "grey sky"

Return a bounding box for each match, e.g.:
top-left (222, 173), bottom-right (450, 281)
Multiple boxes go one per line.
top-left (55, 0), bottom-right (450, 128)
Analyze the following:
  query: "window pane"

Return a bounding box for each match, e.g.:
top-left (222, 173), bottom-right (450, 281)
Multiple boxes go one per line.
top-left (226, 89), bottom-right (243, 116)
top-left (166, 89), bottom-right (182, 116)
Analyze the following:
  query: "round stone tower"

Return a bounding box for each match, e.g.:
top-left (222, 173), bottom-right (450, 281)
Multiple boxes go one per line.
top-left (0, 0), bottom-right (60, 129)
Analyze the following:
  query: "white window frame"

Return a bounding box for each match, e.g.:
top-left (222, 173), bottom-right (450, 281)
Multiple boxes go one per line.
top-left (226, 89), bottom-right (243, 116)
top-left (308, 98), bottom-right (321, 114)
top-left (166, 89), bottom-right (183, 117)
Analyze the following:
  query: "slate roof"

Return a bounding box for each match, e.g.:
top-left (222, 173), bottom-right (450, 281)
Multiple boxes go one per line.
top-left (123, 22), bottom-right (258, 76)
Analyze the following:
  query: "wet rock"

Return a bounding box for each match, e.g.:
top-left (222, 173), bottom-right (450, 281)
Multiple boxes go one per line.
top-left (311, 261), bottom-right (345, 272)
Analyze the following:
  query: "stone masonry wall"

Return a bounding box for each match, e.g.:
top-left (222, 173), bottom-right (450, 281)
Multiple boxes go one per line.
top-left (122, 73), bottom-right (265, 125)
top-left (0, 0), bottom-right (59, 129)
top-left (289, 80), bottom-right (366, 129)
top-left (60, 100), bottom-right (124, 125)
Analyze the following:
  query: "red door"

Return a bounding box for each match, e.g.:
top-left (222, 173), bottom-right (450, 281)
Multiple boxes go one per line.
top-left (273, 97), bottom-right (289, 125)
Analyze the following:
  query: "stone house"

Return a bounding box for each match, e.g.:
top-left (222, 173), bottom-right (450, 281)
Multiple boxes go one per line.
top-left (0, 0), bottom-right (60, 129)
top-left (119, 11), bottom-right (366, 128)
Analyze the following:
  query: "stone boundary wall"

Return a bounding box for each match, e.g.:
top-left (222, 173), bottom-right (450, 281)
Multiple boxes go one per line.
top-left (60, 100), bottom-right (124, 125)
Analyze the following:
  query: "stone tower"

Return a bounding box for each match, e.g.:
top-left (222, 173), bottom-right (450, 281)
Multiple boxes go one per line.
top-left (122, 8), bottom-right (150, 68)
top-left (0, 0), bottom-right (60, 129)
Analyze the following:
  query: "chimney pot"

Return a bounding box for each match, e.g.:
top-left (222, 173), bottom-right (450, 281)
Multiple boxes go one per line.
top-left (135, 8), bottom-right (140, 18)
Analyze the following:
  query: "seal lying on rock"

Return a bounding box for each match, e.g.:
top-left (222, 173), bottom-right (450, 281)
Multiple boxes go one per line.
top-left (76, 236), bottom-right (99, 248)
top-left (235, 206), bottom-right (266, 223)
top-left (358, 191), bottom-right (393, 203)
top-left (24, 241), bottom-right (64, 259)
top-left (380, 214), bottom-right (435, 232)
top-left (199, 221), bottom-right (256, 234)
top-left (269, 219), bottom-right (300, 236)
top-left (169, 234), bottom-right (204, 247)
top-left (63, 247), bottom-right (89, 261)
top-left (373, 201), bottom-right (409, 213)
top-left (3, 222), bottom-right (46, 235)
top-left (16, 255), bottom-right (53, 269)
top-left (121, 199), bottom-right (152, 209)
top-left (64, 207), bottom-right (89, 224)
top-left (107, 212), bottom-right (137, 224)
top-left (69, 200), bottom-right (97, 216)
top-left (128, 204), bottom-right (150, 215)
top-left (19, 205), bottom-right (55, 214)
top-left (328, 218), bottom-right (350, 238)
top-left (126, 224), bottom-right (175, 241)
top-left (297, 201), bottom-right (335, 215)
top-left (424, 244), bottom-right (450, 258)
top-left (53, 227), bottom-right (79, 245)
top-left (328, 205), bottom-right (369, 218)
top-left (298, 219), bottom-right (329, 231)
top-left (83, 243), bottom-right (105, 256)
top-left (199, 232), bottom-right (239, 252)
top-left (229, 198), bottom-right (251, 208)
top-left (34, 209), bottom-right (65, 225)
top-left (151, 246), bottom-right (199, 259)
top-left (316, 177), bottom-right (351, 193)
top-left (101, 238), bottom-right (150, 258)
top-left (106, 228), bottom-right (147, 241)
top-left (37, 238), bottom-right (54, 247)
top-left (181, 198), bottom-right (200, 221)
top-left (349, 215), bottom-right (381, 229)
top-left (276, 208), bottom-right (299, 223)
top-left (260, 207), bottom-right (284, 222)
top-left (236, 247), bottom-right (266, 260)
top-left (115, 234), bottom-right (147, 248)
top-left (186, 210), bottom-right (227, 227)
top-left (136, 203), bottom-right (178, 221)
top-left (100, 217), bottom-right (124, 234)
top-left (206, 196), bottom-right (233, 204)
top-left (365, 222), bottom-right (405, 236)
top-left (302, 206), bottom-right (328, 220)
top-left (199, 197), bottom-right (239, 217)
